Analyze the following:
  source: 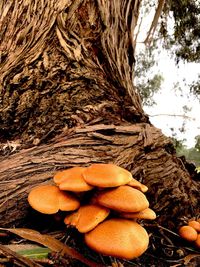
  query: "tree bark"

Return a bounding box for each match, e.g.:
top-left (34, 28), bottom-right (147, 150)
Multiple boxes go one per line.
top-left (0, 0), bottom-right (146, 143)
top-left (0, 123), bottom-right (199, 228)
top-left (0, 0), bottom-right (199, 233)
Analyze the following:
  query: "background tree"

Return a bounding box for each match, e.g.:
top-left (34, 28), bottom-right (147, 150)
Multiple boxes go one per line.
top-left (161, 0), bottom-right (200, 98)
top-left (190, 76), bottom-right (200, 100)
top-left (161, 0), bottom-right (200, 63)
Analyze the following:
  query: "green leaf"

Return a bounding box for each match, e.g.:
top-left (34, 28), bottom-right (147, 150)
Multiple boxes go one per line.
top-left (18, 247), bottom-right (50, 259)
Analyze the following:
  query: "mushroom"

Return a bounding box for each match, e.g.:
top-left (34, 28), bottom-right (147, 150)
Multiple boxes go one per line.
top-left (119, 208), bottom-right (156, 220)
top-left (94, 185), bottom-right (149, 213)
top-left (54, 167), bottom-right (86, 184)
top-left (27, 164), bottom-right (157, 260)
top-left (178, 225), bottom-right (198, 242)
top-left (84, 218), bottom-right (149, 260)
top-left (83, 164), bottom-right (132, 188)
top-left (28, 185), bottom-right (80, 214)
top-left (58, 178), bottom-right (94, 192)
top-left (64, 204), bottom-right (110, 233)
top-left (53, 167), bottom-right (93, 192)
top-left (59, 178), bottom-right (94, 193)
top-left (127, 178), bottom-right (148, 193)
top-left (188, 220), bottom-right (200, 232)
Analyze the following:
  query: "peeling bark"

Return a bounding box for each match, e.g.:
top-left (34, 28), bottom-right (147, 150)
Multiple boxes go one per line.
top-left (0, 0), bottom-right (146, 143)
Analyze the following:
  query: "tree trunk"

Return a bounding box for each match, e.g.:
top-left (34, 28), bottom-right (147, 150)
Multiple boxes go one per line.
top-left (0, 0), bottom-right (199, 234)
top-left (0, 0), bottom-right (146, 143)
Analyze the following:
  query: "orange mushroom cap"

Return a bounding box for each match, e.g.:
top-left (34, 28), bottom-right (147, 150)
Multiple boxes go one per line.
top-left (59, 176), bottom-right (94, 192)
top-left (83, 164), bottom-right (132, 188)
top-left (188, 220), bottom-right (200, 232)
top-left (64, 204), bottom-right (110, 233)
top-left (54, 167), bottom-right (93, 192)
top-left (179, 225), bottom-right (198, 242)
top-left (85, 218), bottom-right (149, 259)
top-left (119, 208), bottom-right (156, 220)
top-left (28, 185), bottom-right (80, 214)
top-left (127, 178), bottom-right (148, 193)
top-left (54, 167), bottom-right (85, 184)
top-left (94, 185), bottom-right (149, 213)
top-left (58, 190), bottom-right (81, 211)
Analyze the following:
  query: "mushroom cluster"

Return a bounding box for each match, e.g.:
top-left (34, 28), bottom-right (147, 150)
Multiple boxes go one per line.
top-left (28, 164), bottom-right (156, 260)
top-left (179, 219), bottom-right (200, 249)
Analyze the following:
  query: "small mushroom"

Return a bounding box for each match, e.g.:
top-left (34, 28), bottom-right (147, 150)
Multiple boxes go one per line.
top-left (64, 204), bottom-right (110, 233)
top-left (84, 218), bottom-right (149, 259)
top-left (119, 208), bottom-right (156, 220)
top-left (94, 185), bottom-right (149, 213)
top-left (188, 220), bottom-right (200, 232)
top-left (59, 179), bottom-right (94, 192)
top-left (54, 167), bottom-right (93, 192)
top-left (61, 181), bottom-right (94, 194)
top-left (127, 178), bottom-right (148, 193)
top-left (179, 225), bottom-right (198, 242)
top-left (28, 185), bottom-right (80, 214)
top-left (83, 164), bottom-right (132, 188)
top-left (54, 167), bottom-right (86, 184)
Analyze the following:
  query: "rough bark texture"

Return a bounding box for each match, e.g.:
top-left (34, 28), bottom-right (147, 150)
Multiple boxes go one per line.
top-left (0, 0), bottom-right (146, 144)
top-left (0, 0), bottom-right (199, 259)
top-left (0, 123), bottom-right (199, 228)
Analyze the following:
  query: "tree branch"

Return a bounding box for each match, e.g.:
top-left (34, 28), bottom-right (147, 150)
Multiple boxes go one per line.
top-left (144, 0), bottom-right (165, 45)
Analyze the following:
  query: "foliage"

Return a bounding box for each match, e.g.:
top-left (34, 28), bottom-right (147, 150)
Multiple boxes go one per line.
top-left (135, 49), bottom-right (164, 106)
top-left (162, 0), bottom-right (200, 103)
top-left (136, 0), bottom-right (200, 145)
top-left (161, 0), bottom-right (200, 63)
top-left (173, 137), bottom-right (200, 166)
top-left (189, 75), bottom-right (200, 100)
top-left (180, 147), bottom-right (200, 166)
top-left (194, 135), bottom-right (200, 150)
top-left (135, 0), bottom-right (200, 106)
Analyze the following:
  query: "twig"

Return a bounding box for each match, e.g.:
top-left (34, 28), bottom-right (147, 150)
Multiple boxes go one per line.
top-left (149, 113), bottom-right (195, 120)
top-left (157, 225), bottom-right (180, 237)
top-left (144, 0), bottom-right (165, 45)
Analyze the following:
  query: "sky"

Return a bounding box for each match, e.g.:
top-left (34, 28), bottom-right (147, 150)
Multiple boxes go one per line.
top-left (143, 51), bottom-right (200, 148)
